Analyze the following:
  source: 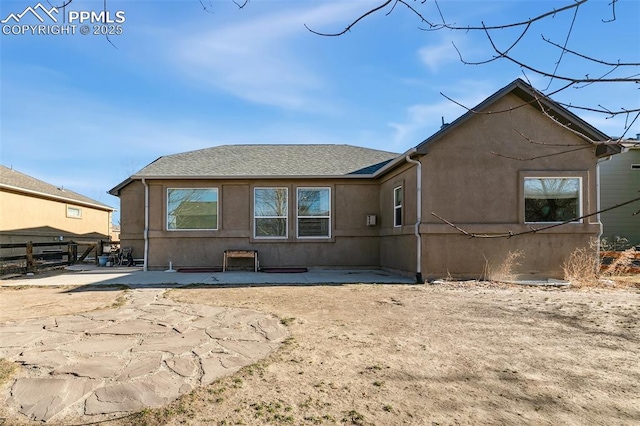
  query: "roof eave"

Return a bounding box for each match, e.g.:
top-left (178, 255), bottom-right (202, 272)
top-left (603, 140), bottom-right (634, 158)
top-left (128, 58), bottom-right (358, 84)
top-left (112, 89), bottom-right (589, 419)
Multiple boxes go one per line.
top-left (372, 148), bottom-right (419, 178)
top-left (108, 178), bottom-right (133, 196)
top-left (134, 174), bottom-right (384, 180)
top-left (111, 173), bottom-right (384, 193)
top-left (0, 184), bottom-right (115, 211)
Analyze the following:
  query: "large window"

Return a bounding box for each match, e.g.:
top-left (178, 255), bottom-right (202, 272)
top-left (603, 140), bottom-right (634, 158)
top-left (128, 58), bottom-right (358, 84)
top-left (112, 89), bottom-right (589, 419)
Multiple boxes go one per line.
top-left (524, 178), bottom-right (581, 223)
top-left (167, 188), bottom-right (218, 230)
top-left (297, 187), bottom-right (331, 238)
top-left (254, 188), bottom-right (288, 238)
top-left (393, 186), bottom-right (403, 227)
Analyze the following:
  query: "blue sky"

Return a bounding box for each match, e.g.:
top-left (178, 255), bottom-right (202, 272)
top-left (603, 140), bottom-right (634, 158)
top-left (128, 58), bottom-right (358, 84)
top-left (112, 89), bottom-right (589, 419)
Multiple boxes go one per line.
top-left (1, 0), bottom-right (639, 223)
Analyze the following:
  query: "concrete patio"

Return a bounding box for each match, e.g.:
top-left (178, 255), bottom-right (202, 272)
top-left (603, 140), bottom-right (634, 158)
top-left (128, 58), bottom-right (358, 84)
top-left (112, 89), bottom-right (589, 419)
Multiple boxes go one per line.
top-left (0, 265), bottom-right (416, 288)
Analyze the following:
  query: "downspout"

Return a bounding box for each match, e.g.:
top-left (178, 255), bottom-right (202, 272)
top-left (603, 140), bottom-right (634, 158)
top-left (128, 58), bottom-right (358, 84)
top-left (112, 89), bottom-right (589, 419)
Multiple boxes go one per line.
top-left (405, 155), bottom-right (423, 283)
top-left (142, 178), bottom-right (149, 272)
top-left (595, 157), bottom-right (610, 270)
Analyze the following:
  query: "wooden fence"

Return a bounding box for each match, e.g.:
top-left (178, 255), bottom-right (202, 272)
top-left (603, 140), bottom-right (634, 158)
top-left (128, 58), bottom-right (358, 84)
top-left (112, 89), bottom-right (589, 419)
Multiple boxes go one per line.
top-left (0, 240), bottom-right (119, 274)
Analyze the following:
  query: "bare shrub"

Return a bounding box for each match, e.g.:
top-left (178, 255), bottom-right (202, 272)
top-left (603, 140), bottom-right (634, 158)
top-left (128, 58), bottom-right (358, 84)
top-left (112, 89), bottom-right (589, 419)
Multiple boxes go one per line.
top-left (601, 248), bottom-right (637, 276)
top-left (0, 358), bottom-right (18, 386)
top-left (488, 250), bottom-right (523, 283)
top-left (563, 239), bottom-right (599, 287)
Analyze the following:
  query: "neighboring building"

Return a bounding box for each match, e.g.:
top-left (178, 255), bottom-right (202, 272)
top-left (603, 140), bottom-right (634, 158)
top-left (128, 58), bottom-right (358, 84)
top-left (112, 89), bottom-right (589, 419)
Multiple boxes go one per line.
top-left (109, 79), bottom-right (619, 280)
top-left (0, 165), bottom-right (115, 245)
top-left (110, 224), bottom-right (121, 242)
top-left (599, 140), bottom-right (640, 248)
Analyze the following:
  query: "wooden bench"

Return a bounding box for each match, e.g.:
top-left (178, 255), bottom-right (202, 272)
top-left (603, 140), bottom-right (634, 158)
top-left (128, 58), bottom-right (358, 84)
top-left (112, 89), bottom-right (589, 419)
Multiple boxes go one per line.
top-left (223, 250), bottom-right (258, 272)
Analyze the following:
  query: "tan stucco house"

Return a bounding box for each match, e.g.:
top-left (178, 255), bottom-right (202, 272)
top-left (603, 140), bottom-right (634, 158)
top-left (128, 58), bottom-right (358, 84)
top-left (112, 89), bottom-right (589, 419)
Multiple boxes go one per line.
top-left (0, 165), bottom-right (115, 245)
top-left (109, 79), bottom-right (620, 281)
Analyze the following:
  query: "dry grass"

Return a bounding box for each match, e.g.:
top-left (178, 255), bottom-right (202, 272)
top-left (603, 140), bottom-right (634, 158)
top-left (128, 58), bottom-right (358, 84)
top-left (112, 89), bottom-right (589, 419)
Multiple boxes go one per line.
top-left (0, 359), bottom-right (18, 387)
top-left (562, 240), bottom-right (600, 287)
top-left (487, 250), bottom-right (523, 282)
top-left (563, 239), bottom-right (639, 288)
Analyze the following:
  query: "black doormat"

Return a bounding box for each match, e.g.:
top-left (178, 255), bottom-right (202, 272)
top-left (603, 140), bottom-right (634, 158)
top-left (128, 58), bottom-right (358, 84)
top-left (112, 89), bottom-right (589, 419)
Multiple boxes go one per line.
top-left (177, 267), bottom-right (223, 273)
top-left (260, 267), bottom-right (308, 273)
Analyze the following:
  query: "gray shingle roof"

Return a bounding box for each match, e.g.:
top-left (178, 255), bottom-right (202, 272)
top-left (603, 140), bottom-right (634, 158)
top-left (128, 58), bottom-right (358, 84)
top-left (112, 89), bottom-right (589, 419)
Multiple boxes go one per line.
top-left (134, 144), bottom-right (399, 177)
top-left (0, 165), bottom-right (114, 210)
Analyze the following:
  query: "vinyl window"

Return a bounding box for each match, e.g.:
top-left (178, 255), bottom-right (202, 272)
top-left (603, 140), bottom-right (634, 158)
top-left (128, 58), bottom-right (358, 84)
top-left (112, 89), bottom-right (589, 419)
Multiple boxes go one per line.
top-left (524, 177), bottom-right (581, 223)
top-left (297, 187), bottom-right (331, 238)
top-left (393, 186), bottom-right (403, 227)
top-left (254, 187), bottom-right (288, 238)
top-left (167, 188), bottom-right (218, 230)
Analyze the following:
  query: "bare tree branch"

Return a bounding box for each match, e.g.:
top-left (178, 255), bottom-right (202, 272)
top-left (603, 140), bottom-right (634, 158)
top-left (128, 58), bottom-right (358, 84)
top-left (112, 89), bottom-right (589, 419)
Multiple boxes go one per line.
top-left (435, 0), bottom-right (588, 31)
top-left (439, 80), bottom-right (573, 115)
top-left (544, 1), bottom-right (580, 90)
top-left (304, 0), bottom-right (394, 36)
top-left (452, 22), bottom-right (531, 66)
top-left (232, 0), bottom-right (249, 9)
top-left (481, 25), bottom-right (639, 84)
top-left (198, 0), bottom-right (215, 14)
top-left (541, 35), bottom-right (640, 67)
top-left (490, 145), bottom-right (591, 161)
top-left (431, 195), bottom-right (640, 239)
top-left (48, 0), bottom-right (74, 8)
top-left (602, 0), bottom-right (618, 23)
top-left (103, 0), bottom-right (117, 48)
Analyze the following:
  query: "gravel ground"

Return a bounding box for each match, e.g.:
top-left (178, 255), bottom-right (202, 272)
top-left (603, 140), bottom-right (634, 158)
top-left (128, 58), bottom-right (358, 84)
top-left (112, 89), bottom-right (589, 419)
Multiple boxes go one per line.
top-left (0, 279), bottom-right (638, 425)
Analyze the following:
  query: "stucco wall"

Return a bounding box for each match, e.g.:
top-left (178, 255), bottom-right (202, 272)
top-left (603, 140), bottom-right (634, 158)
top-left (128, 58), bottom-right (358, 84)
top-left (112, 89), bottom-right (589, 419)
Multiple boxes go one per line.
top-left (119, 178), bottom-right (383, 270)
top-left (599, 149), bottom-right (640, 246)
top-left (378, 163), bottom-right (418, 276)
top-left (418, 93), bottom-right (601, 279)
top-left (0, 189), bottom-right (111, 244)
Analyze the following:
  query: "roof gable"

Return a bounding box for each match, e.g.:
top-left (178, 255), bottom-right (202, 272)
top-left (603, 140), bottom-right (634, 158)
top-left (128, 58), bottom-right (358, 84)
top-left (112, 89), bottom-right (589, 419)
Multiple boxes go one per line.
top-left (416, 79), bottom-right (613, 156)
top-left (0, 165), bottom-right (114, 211)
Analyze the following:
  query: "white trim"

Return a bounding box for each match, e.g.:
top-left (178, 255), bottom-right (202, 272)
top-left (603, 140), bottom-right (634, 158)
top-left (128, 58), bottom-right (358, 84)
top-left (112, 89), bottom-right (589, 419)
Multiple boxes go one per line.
top-left (166, 187), bottom-right (219, 231)
top-left (393, 185), bottom-right (403, 227)
top-left (296, 187), bottom-right (331, 239)
top-left (523, 176), bottom-right (583, 224)
top-left (253, 187), bottom-right (288, 239)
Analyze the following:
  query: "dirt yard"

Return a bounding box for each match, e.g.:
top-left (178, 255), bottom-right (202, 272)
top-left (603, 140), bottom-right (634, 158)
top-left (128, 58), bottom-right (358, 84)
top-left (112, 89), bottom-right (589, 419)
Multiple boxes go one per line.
top-left (1, 280), bottom-right (639, 425)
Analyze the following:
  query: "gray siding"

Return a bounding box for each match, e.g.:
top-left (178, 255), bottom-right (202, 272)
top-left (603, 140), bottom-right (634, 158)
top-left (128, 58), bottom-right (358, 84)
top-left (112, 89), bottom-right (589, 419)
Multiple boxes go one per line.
top-left (600, 149), bottom-right (640, 246)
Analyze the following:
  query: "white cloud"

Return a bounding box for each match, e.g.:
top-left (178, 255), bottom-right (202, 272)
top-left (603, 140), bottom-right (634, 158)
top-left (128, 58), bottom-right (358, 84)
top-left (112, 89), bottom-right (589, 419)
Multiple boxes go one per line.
top-left (166, 2), bottom-right (366, 110)
top-left (388, 80), bottom-right (496, 147)
top-left (417, 35), bottom-right (466, 73)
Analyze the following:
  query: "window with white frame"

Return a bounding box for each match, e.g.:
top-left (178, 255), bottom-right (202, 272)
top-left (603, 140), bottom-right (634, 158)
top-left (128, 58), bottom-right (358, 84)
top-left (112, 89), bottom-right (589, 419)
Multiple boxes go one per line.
top-left (66, 205), bottom-right (82, 218)
top-left (297, 187), bottom-right (330, 238)
top-left (254, 187), bottom-right (288, 238)
top-left (524, 177), bottom-right (581, 223)
top-left (393, 186), bottom-right (403, 227)
top-left (167, 188), bottom-right (218, 230)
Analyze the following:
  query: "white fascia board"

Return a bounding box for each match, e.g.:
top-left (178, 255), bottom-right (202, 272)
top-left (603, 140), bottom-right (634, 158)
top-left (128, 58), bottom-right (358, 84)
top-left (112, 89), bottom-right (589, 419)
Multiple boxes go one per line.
top-left (0, 184), bottom-right (115, 212)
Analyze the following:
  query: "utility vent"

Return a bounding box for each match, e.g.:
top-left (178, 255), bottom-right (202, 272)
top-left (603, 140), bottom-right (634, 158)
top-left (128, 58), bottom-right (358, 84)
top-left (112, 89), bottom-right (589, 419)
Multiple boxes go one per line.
top-left (632, 164), bottom-right (640, 170)
top-left (366, 214), bottom-right (377, 226)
